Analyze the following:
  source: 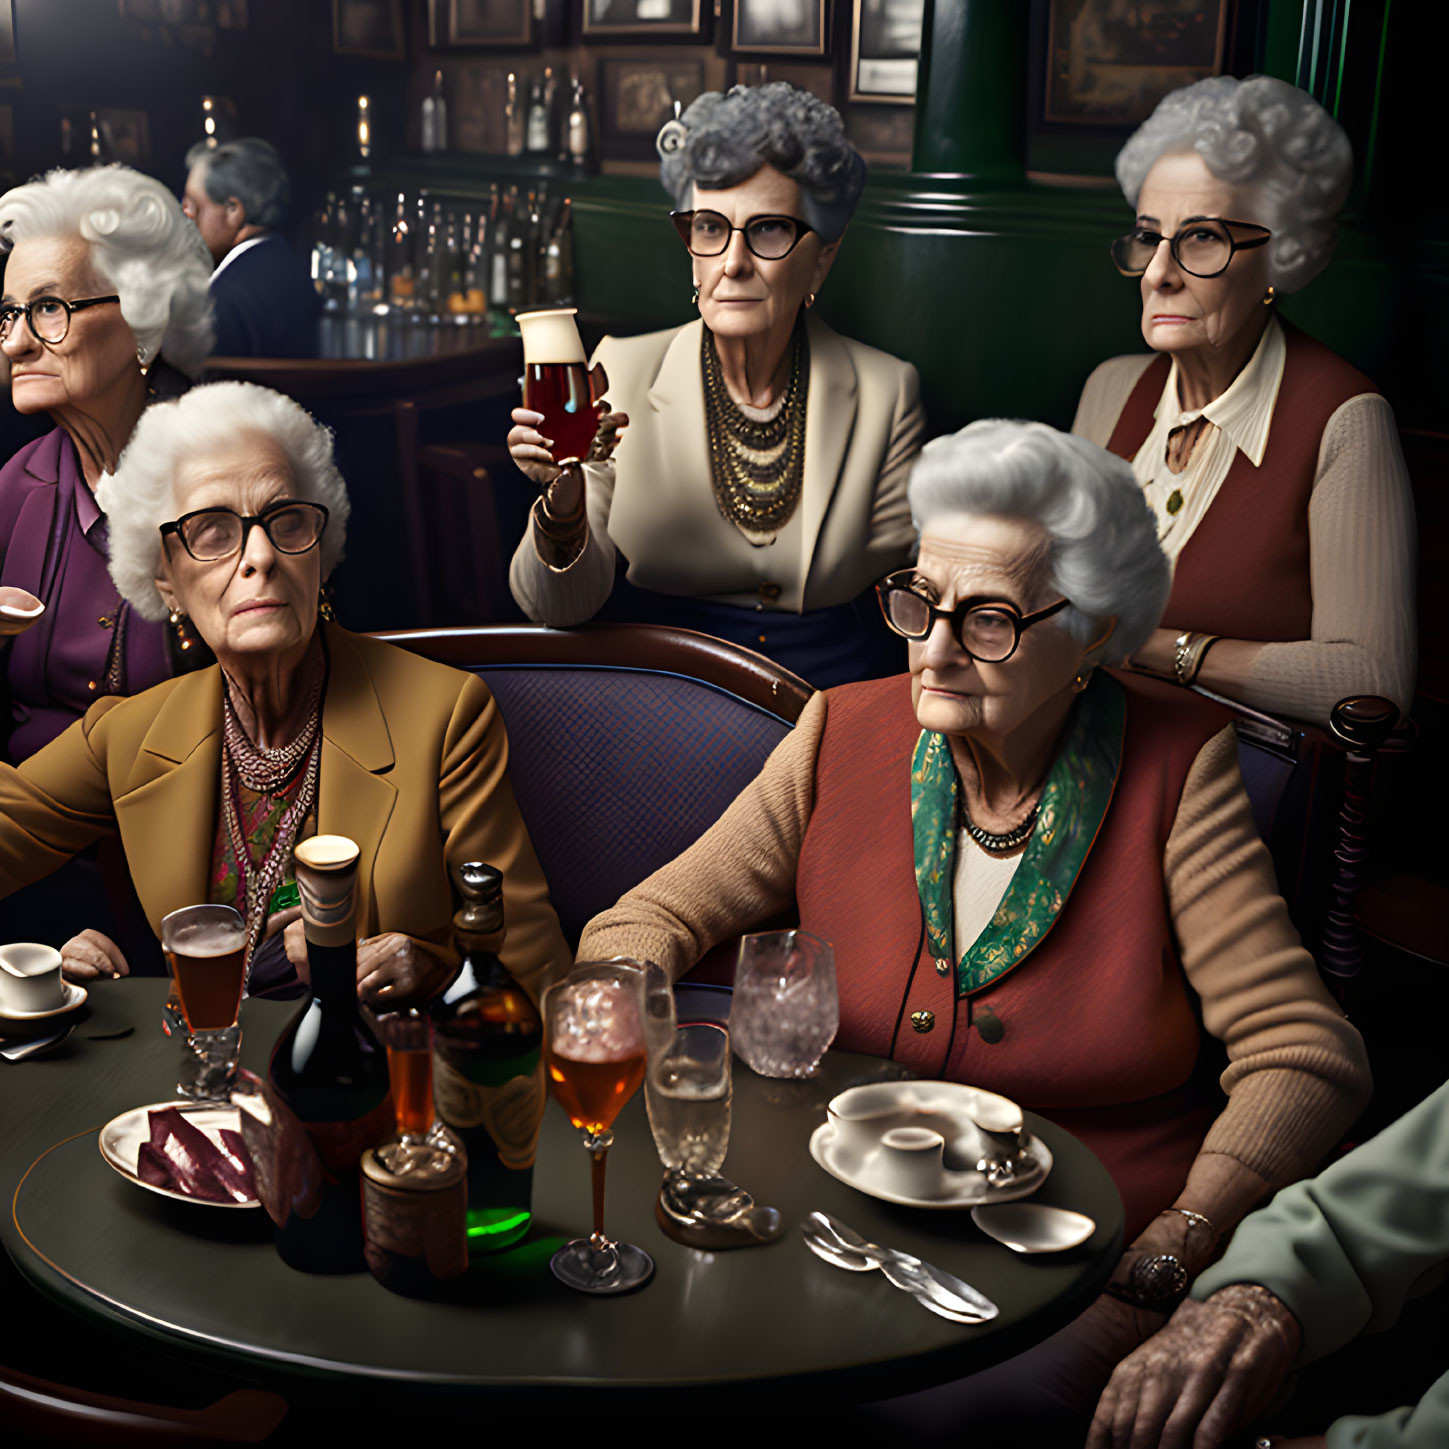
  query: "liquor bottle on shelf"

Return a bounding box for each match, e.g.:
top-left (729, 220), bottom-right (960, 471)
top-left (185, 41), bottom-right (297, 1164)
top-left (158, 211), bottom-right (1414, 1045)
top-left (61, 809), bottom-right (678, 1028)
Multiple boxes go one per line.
top-left (566, 73), bottom-right (594, 170)
top-left (421, 68), bottom-right (448, 154)
top-left (432, 863), bottom-right (545, 1253)
top-left (386, 191), bottom-right (414, 313)
top-left (309, 192), bottom-right (338, 306)
top-left (525, 74), bottom-right (550, 155)
top-left (268, 836), bottom-right (395, 1274)
top-left (541, 197), bottom-right (575, 308)
top-left (490, 187), bottom-right (514, 314)
top-left (505, 71), bottom-right (525, 157)
top-left (542, 65), bottom-right (560, 154)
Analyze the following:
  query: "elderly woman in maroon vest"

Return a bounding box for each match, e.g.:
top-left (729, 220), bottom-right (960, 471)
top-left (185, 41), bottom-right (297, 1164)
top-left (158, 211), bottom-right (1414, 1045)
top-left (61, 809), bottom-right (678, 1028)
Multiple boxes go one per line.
top-left (0, 164), bottom-right (214, 763)
top-left (1073, 75), bottom-right (1415, 728)
top-left (578, 418), bottom-right (1370, 1435)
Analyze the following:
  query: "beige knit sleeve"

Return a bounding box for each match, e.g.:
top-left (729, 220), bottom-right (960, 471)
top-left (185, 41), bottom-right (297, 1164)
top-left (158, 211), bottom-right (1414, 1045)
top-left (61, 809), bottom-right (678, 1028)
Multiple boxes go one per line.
top-left (1070, 353), bottom-right (1158, 448)
top-left (575, 689), bottom-right (826, 980)
top-left (1167, 725), bottom-right (1372, 1186)
top-left (1220, 393), bottom-right (1418, 722)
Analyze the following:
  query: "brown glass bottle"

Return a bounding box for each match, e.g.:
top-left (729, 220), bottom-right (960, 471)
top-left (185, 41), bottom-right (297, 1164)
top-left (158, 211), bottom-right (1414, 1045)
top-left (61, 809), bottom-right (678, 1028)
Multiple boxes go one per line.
top-left (431, 863), bottom-right (544, 1253)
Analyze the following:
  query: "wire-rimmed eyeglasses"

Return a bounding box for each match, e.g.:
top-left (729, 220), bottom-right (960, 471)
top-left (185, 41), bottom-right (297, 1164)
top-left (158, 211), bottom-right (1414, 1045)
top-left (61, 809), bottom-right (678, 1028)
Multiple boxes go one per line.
top-left (159, 501), bottom-right (329, 563)
top-left (0, 294), bottom-right (121, 347)
top-left (875, 572), bottom-right (1071, 663)
top-left (1110, 218), bottom-right (1271, 279)
top-left (670, 210), bottom-right (815, 260)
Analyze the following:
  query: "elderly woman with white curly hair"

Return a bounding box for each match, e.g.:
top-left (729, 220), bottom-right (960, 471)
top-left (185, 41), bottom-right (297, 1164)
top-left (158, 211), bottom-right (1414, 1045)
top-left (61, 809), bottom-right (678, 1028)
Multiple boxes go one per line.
top-left (0, 380), bottom-right (569, 1005)
top-left (578, 418), bottom-right (1369, 1435)
top-left (0, 164), bottom-right (216, 763)
top-left (508, 82), bottom-right (924, 689)
top-left (1074, 74), bottom-right (1416, 727)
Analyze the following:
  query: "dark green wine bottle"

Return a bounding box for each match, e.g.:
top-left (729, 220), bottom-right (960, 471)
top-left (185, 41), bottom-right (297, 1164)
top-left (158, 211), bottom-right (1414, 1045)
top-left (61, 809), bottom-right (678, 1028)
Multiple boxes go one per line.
top-left (431, 862), bottom-right (544, 1253)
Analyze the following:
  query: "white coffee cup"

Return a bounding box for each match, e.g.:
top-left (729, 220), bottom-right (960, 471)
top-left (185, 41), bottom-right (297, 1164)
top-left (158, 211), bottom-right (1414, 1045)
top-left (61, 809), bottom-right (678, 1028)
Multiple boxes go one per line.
top-left (826, 1083), bottom-right (905, 1162)
top-left (877, 1126), bottom-right (949, 1199)
top-left (0, 943), bottom-right (65, 1014)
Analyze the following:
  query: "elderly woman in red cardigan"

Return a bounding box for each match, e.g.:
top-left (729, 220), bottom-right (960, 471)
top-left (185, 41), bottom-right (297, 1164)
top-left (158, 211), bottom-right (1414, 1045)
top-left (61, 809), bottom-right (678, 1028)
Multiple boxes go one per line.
top-left (578, 418), bottom-right (1370, 1435)
top-left (1073, 75), bottom-right (1416, 727)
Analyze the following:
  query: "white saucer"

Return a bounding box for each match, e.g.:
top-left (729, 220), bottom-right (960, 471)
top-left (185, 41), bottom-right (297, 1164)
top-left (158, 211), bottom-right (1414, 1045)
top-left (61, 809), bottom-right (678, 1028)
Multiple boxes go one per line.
top-left (99, 1100), bottom-right (259, 1209)
top-left (809, 1079), bottom-right (1052, 1209)
top-left (0, 980), bottom-right (87, 1023)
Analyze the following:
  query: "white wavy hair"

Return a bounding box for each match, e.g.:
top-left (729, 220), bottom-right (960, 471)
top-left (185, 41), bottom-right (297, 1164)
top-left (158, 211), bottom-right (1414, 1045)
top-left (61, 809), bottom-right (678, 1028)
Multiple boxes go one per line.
top-left (0, 165), bottom-right (215, 376)
top-left (1115, 75), bottom-right (1352, 294)
top-left (907, 420), bottom-right (1170, 665)
top-left (99, 382), bottom-right (350, 622)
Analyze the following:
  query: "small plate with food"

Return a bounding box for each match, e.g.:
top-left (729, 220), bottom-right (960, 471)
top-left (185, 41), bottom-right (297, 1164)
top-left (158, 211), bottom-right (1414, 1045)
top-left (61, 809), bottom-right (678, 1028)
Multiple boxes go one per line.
top-left (99, 1101), bottom-right (259, 1208)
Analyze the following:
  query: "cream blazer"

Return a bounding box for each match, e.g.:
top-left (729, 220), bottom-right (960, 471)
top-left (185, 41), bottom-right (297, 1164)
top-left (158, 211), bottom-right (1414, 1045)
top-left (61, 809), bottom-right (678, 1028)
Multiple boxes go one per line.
top-left (509, 315), bottom-right (925, 623)
top-left (0, 624), bottom-right (572, 1003)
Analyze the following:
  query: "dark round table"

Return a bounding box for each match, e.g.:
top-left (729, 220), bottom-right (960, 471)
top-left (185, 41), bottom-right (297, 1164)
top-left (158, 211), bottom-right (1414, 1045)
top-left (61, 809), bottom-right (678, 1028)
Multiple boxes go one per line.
top-left (1, 980), bottom-right (1123, 1405)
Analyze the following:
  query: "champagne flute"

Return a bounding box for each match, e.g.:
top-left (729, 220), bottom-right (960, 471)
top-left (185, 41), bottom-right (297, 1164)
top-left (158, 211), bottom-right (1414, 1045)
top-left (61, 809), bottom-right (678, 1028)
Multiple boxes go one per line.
top-left (517, 307), bottom-right (599, 468)
top-left (543, 961), bottom-right (653, 1294)
top-left (161, 904), bottom-right (247, 1101)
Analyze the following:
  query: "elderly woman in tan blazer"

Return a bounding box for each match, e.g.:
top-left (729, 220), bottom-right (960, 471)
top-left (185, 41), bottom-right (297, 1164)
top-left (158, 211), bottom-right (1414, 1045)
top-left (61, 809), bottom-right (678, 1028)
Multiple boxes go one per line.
top-left (508, 83), bottom-right (924, 689)
top-left (0, 382), bottom-right (569, 1005)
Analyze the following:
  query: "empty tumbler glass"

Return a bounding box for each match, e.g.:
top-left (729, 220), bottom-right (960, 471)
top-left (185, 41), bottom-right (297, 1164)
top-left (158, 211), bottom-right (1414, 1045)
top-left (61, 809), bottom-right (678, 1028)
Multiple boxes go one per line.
top-left (730, 930), bottom-right (837, 1078)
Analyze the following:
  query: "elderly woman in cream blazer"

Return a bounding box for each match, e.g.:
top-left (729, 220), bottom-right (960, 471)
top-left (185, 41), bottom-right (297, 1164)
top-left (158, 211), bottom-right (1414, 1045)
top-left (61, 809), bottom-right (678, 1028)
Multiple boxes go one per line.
top-left (508, 84), bottom-right (924, 690)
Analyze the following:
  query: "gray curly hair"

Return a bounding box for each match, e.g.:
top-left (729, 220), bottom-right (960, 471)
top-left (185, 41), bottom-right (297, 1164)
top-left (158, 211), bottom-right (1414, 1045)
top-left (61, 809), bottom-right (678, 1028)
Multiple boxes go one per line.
top-left (907, 420), bottom-right (1170, 665)
top-left (657, 83), bottom-right (866, 242)
top-left (185, 138), bottom-right (292, 231)
top-left (0, 165), bottom-right (215, 376)
top-left (1115, 75), bottom-right (1352, 294)
top-left (99, 382), bottom-right (350, 623)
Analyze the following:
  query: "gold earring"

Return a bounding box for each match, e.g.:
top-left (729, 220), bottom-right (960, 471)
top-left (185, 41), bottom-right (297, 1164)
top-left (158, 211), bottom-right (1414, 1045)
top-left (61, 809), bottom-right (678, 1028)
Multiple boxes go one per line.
top-left (137, 346), bottom-right (152, 376)
top-left (318, 585), bottom-right (336, 623)
top-left (690, 285), bottom-right (699, 305)
top-left (805, 292), bottom-right (816, 309)
top-left (1263, 285), bottom-right (1276, 306)
top-left (168, 608), bottom-right (194, 653)
top-left (1072, 667), bottom-right (1093, 694)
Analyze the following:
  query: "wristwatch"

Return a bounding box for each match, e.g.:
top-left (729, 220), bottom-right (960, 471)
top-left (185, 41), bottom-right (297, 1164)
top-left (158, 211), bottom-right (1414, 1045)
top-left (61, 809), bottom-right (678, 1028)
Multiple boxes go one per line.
top-left (1104, 1252), bottom-right (1189, 1313)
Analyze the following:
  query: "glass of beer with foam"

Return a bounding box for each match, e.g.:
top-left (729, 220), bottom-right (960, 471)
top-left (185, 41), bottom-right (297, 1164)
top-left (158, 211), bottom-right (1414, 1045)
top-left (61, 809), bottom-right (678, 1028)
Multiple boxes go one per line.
top-left (161, 904), bottom-right (247, 1101)
top-left (517, 307), bottom-right (600, 468)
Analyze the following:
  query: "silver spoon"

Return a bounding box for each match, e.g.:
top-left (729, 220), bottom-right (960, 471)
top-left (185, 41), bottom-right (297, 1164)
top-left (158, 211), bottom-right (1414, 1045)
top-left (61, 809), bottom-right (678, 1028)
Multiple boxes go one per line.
top-left (808, 1211), bottom-right (999, 1321)
top-left (801, 1225), bottom-right (990, 1323)
top-left (0, 1023), bottom-right (76, 1061)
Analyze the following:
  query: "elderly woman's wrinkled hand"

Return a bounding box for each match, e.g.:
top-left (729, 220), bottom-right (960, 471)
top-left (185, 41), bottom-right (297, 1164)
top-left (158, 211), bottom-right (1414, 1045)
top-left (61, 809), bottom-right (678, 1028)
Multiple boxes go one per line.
top-left (586, 406), bottom-right (629, 464)
top-left (508, 408), bottom-right (564, 489)
top-left (59, 928), bottom-right (130, 982)
top-left (1087, 1286), bottom-right (1302, 1449)
top-left (356, 934), bottom-right (453, 1007)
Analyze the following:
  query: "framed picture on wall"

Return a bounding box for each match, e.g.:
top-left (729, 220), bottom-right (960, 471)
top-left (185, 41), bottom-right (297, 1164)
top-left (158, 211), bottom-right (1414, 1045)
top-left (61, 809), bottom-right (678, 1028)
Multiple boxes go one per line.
top-left (1042, 0), bottom-right (1230, 126)
top-left (598, 57), bottom-right (706, 159)
top-left (332, 0), bottom-right (406, 60)
top-left (94, 109), bottom-right (151, 165)
top-left (730, 0), bottom-right (828, 56)
top-left (428, 0), bottom-right (533, 46)
top-left (583, 0), bottom-right (707, 42)
top-left (848, 0), bottom-right (925, 103)
top-left (731, 60), bottom-right (833, 102)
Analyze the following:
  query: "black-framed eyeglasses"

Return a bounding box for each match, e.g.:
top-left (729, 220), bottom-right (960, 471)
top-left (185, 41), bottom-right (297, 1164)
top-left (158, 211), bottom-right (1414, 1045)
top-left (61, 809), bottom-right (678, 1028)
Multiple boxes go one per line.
top-left (159, 501), bottom-right (329, 563)
top-left (875, 572), bottom-right (1071, 663)
top-left (1110, 218), bottom-right (1271, 279)
top-left (669, 210), bottom-right (815, 260)
top-left (0, 294), bottom-right (121, 346)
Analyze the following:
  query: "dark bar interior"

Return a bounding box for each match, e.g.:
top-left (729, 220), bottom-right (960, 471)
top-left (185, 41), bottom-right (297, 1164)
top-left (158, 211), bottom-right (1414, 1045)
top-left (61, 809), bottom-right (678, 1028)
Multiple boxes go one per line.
top-left (0, 2), bottom-right (1443, 1445)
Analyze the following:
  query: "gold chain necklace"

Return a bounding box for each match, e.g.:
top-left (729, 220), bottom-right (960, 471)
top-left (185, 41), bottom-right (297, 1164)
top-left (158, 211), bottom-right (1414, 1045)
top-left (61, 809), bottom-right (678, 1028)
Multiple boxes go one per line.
top-left (701, 322), bottom-right (808, 540)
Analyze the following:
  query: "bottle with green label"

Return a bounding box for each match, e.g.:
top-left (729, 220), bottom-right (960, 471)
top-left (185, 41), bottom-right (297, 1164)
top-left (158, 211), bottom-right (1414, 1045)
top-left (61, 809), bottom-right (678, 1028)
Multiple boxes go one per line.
top-left (431, 862), bottom-right (544, 1252)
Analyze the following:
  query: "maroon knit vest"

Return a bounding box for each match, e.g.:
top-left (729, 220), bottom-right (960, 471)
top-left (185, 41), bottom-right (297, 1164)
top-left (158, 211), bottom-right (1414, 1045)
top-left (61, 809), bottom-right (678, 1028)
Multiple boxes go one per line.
top-left (796, 674), bottom-right (1229, 1236)
top-left (1105, 323), bottom-right (1378, 642)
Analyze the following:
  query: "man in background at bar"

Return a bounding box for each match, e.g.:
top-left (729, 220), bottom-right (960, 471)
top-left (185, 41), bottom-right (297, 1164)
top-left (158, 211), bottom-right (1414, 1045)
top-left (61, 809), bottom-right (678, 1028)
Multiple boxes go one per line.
top-left (182, 137), bottom-right (320, 359)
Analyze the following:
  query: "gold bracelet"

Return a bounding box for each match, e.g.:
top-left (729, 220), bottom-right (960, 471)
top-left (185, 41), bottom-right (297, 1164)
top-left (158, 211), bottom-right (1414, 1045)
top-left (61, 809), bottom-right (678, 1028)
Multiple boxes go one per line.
top-left (1173, 631), bottom-right (1197, 685)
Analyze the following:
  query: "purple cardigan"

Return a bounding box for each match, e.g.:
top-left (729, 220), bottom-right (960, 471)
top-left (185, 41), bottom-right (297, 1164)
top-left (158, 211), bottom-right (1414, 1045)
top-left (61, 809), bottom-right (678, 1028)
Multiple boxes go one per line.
top-left (0, 427), bottom-right (173, 762)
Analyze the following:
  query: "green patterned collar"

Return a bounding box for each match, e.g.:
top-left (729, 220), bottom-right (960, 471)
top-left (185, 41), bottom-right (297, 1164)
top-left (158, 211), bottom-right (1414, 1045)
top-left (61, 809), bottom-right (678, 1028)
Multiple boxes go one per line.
top-left (910, 673), bottom-right (1126, 996)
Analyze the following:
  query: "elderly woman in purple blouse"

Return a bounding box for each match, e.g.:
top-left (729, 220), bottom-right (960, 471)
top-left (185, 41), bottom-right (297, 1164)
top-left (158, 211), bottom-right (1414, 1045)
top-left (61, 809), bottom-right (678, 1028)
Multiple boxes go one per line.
top-left (0, 164), bottom-right (214, 764)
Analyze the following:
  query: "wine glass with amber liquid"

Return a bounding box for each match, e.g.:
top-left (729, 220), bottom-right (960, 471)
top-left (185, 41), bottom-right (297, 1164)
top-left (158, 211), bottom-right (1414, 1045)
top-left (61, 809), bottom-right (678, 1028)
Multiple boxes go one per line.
top-left (543, 962), bottom-right (653, 1294)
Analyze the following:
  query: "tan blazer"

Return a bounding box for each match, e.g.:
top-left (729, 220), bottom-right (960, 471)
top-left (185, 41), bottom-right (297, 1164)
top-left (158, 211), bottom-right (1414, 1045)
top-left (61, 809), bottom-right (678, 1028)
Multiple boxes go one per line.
top-left (510, 315), bottom-right (925, 624)
top-left (0, 624), bottom-right (571, 1003)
